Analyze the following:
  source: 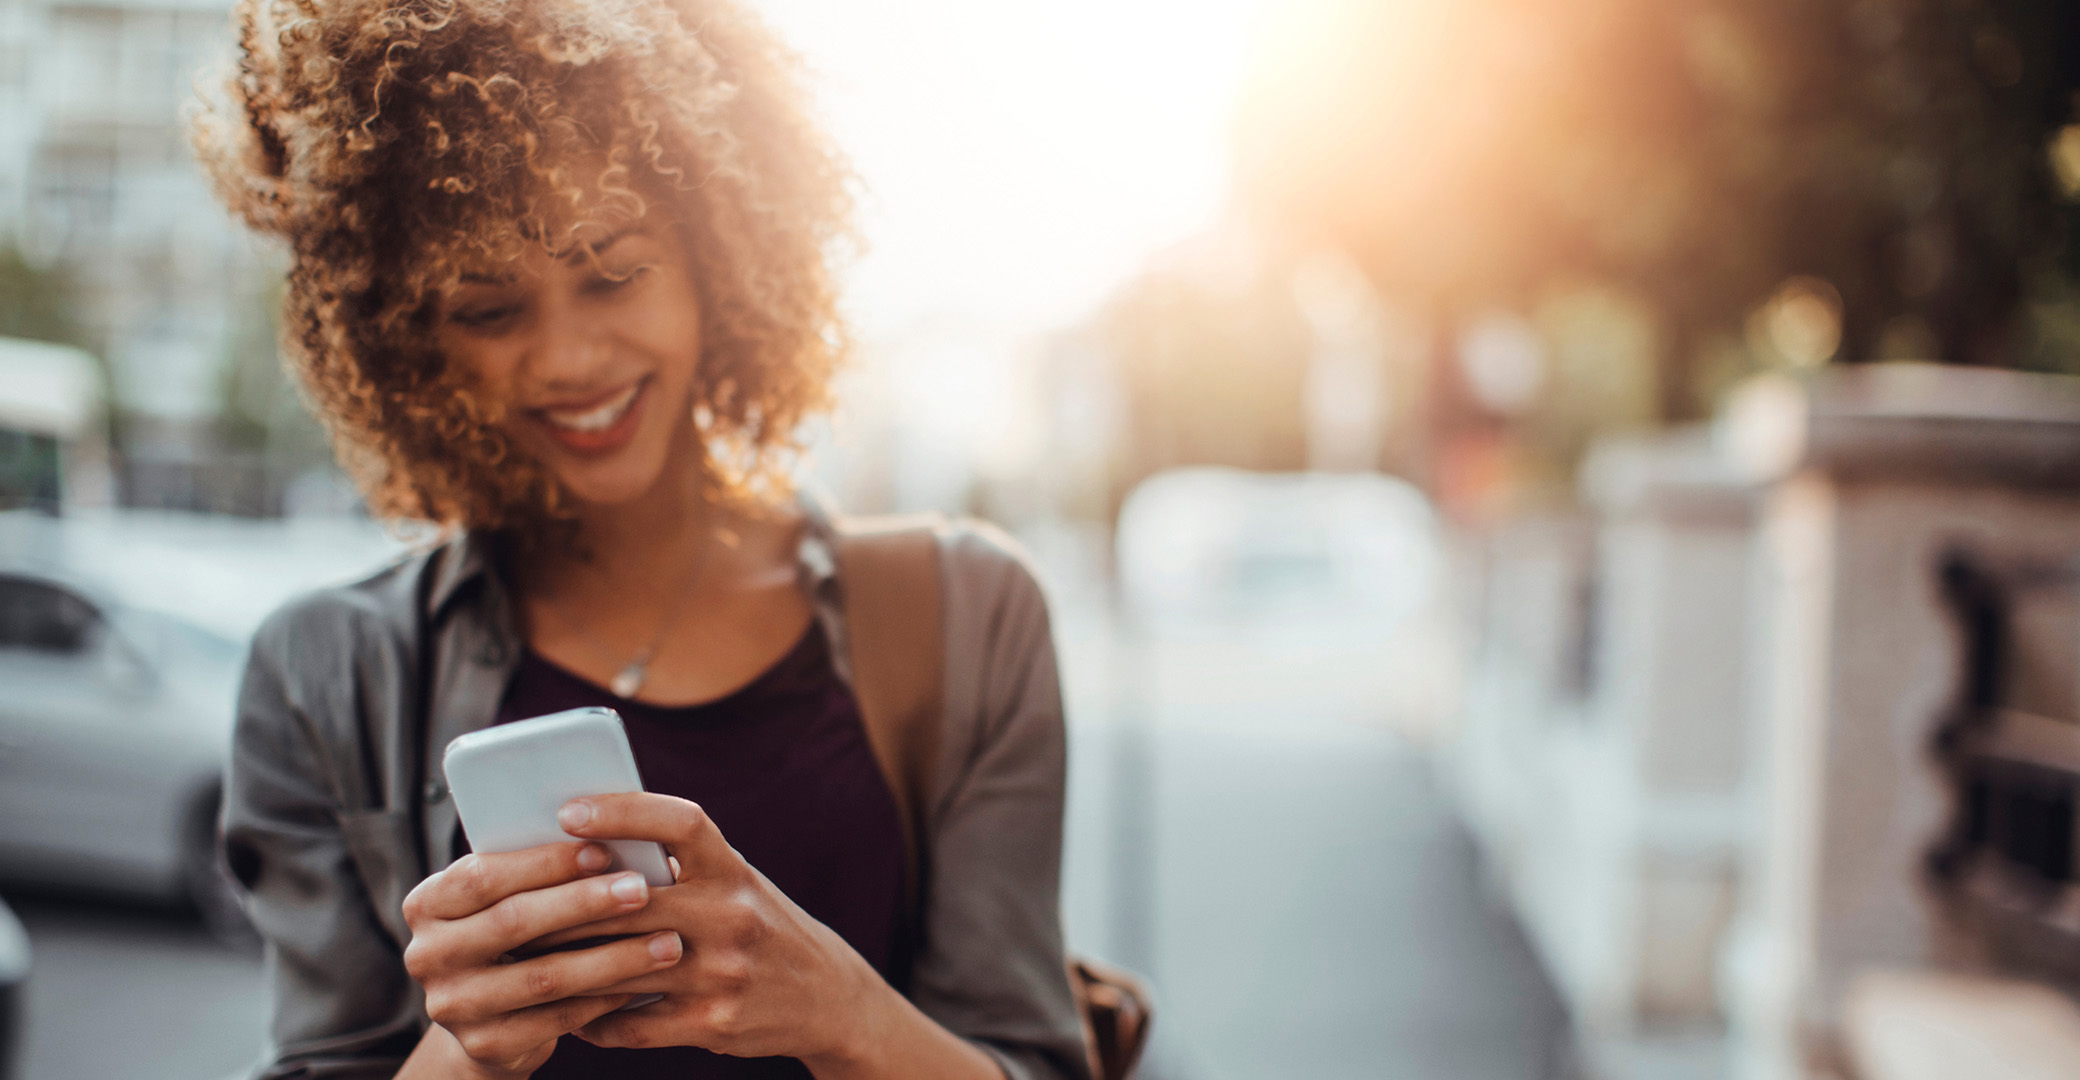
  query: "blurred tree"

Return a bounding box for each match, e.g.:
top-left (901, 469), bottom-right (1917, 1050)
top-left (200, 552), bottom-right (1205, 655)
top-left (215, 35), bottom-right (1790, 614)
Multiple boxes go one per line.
top-left (1095, 232), bottom-right (1313, 512)
top-left (214, 273), bottom-right (336, 511)
top-left (0, 244), bottom-right (120, 502)
top-left (1237, 0), bottom-right (2080, 430)
top-left (0, 244), bottom-right (89, 349)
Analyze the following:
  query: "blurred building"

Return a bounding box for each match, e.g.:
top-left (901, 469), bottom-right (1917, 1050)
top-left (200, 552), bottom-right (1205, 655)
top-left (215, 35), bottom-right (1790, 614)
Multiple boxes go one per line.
top-left (0, 0), bottom-right (285, 509)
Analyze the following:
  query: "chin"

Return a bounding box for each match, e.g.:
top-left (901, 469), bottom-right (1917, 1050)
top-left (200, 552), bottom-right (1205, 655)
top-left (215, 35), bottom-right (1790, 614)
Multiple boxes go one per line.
top-left (534, 433), bottom-right (674, 506)
top-left (554, 461), bottom-right (671, 507)
top-left (529, 387), bottom-right (696, 509)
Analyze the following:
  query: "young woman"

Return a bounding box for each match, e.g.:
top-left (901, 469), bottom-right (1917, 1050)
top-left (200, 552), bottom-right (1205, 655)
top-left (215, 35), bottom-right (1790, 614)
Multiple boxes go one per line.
top-left (192, 0), bottom-right (1087, 1077)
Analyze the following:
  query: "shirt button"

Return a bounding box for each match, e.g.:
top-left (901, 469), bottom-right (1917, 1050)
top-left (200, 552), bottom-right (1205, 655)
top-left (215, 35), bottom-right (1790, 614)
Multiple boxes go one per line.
top-left (424, 777), bottom-right (448, 804)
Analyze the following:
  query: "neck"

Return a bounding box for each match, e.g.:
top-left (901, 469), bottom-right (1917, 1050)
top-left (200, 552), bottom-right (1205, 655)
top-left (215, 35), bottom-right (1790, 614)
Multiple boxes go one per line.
top-left (534, 444), bottom-right (717, 599)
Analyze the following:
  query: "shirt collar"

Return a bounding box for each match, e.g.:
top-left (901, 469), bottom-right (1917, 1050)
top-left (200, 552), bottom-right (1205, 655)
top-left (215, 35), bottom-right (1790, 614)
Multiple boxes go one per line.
top-left (421, 486), bottom-right (849, 624)
top-left (425, 529), bottom-right (495, 622)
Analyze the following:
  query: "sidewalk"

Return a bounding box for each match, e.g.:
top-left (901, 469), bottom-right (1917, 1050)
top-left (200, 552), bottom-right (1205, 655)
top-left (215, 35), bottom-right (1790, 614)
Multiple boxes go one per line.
top-left (1064, 719), bottom-right (1575, 1080)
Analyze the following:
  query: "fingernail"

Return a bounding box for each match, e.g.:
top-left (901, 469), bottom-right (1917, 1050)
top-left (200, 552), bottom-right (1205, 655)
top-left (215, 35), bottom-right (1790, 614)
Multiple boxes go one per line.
top-left (558, 801), bottom-right (594, 831)
top-left (576, 844), bottom-right (610, 873)
top-left (648, 931), bottom-right (682, 962)
top-left (609, 873), bottom-right (647, 904)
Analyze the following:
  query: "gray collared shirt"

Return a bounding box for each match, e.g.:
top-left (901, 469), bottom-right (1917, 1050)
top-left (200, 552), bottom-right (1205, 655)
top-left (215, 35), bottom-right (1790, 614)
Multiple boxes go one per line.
top-left (222, 503), bottom-right (1089, 1079)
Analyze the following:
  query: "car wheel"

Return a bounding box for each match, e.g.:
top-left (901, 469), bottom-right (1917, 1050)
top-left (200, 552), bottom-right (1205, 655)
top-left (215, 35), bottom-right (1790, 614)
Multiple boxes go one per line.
top-left (183, 787), bottom-right (257, 950)
top-left (0, 897), bottom-right (26, 1080)
top-left (0, 978), bottom-right (18, 1080)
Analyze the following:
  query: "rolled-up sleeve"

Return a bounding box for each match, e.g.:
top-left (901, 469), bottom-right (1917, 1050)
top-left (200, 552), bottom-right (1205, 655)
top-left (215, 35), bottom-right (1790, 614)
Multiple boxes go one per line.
top-left (909, 527), bottom-right (1092, 1080)
top-left (222, 601), bottom-right (423, 1080)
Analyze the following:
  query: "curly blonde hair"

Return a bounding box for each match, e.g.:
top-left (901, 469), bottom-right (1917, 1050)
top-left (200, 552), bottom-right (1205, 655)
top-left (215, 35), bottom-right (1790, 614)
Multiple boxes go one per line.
top-left (192, 0), bottom-right (852, 532)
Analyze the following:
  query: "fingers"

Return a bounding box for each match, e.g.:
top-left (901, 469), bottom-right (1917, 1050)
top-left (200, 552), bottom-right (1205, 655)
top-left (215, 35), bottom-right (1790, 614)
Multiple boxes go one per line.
top-left (585, 926), bottom-right (755, 1000)
top-left (575, 989), bottom-right (744, 1051)
top-left (574, 1005), bottom-right (660, 1050)
top-left (404, 841), bottom-right (613, 924)
top-left (517, 878), bottom-right (740, 957)
top-left (407, 870), bottom-right (655, 981)
top-left (473, 872), bottom-right (656, 963)
top-left (558, 794), bottom-right (734, 881)
top-left (447, 993), bottom-right (638, 1067)
top-left (521, 915), bottom-right (653, 954)
top-left (426, 931), bottom-right (684, 1026)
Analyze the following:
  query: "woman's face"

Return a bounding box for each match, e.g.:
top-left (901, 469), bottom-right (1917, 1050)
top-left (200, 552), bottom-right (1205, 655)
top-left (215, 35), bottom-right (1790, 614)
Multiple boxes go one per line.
top-left (435, 212), bottom-right (704, 509)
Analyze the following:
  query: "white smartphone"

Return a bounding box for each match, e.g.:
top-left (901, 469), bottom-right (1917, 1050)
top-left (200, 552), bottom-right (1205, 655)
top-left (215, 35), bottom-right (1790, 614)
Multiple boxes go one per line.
top-left (442, 707), bottom-right (675, 887)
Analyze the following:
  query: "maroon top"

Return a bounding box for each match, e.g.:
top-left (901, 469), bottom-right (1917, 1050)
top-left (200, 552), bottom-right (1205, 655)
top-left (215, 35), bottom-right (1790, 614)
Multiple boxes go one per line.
top-left (473, 623), bottom-right (907, 1080)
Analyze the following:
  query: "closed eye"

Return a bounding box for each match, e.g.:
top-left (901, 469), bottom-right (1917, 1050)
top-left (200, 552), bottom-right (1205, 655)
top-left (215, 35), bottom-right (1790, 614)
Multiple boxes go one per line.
top-left (447, 302), bottom-right (523, 330)
top-left (586, 265), bottom-right (652, 295)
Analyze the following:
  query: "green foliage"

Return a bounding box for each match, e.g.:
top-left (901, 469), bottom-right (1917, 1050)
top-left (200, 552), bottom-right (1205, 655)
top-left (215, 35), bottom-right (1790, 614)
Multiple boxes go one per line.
top-left (214, 273), bottom-right (330, 472)
top-left (1240, 0), bottom-right (2080, 418)
top-left (1098, 252), bottom-right (1312, 490)
top-left (0, 245), bottom-right (88, 349)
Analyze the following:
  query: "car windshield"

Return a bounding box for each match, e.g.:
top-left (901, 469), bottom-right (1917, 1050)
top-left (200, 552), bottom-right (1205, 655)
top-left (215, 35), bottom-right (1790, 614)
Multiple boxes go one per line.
top-left (109, 605), bottom-right (245, 672)
top-left (0, 573), bottom-right (102, 653)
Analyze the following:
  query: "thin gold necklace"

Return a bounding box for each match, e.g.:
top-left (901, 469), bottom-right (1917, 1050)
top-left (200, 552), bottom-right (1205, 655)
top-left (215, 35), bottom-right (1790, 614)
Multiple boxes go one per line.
top-left (543, 531), bottom-right (715, 699)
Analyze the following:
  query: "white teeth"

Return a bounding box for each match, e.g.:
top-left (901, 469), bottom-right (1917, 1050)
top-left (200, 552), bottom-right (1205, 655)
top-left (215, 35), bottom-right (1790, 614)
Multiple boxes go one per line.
top-left (542, 383), bottom-right (640, 433)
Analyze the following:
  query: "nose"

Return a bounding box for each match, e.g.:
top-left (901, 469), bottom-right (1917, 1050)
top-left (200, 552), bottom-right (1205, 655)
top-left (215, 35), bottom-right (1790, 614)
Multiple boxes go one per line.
top-left (531, 290), bottom-right (610, 384)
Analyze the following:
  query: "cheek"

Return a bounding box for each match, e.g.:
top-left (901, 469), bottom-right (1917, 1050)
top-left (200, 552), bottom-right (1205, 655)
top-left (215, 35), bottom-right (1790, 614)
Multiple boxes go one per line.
top-left (633, 289), bottom-right (705, 387)
top-left (439, 337), bottom-right (523, 410)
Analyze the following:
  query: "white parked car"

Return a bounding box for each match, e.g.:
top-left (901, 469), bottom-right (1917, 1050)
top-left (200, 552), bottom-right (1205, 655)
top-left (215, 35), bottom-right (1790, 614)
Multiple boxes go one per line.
top-left (0, 566), bottom-right (250, 934)
top-left (0, 508), bottom-right (406, 936)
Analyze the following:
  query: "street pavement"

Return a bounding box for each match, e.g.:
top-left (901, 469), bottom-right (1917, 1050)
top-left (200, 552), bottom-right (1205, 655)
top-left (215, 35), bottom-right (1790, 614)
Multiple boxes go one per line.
top-left (1056, 700), bottom-right (1572, 1080)
top-left (4, 892), bottom-right (266, 1080)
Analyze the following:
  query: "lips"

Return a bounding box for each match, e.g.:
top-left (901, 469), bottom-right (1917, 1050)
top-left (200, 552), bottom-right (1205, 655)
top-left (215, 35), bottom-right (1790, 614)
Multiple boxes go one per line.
top-left (531, 377), bottom-right (650, 455)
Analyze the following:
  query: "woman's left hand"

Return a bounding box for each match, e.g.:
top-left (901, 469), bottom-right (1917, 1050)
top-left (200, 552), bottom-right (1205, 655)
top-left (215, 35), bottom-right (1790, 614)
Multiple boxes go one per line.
top-left (544, 793), bottom-right (892, 1067)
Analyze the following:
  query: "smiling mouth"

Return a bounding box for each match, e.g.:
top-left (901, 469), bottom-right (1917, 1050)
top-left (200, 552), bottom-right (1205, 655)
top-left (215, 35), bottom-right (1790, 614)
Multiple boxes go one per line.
top-left (530, 377), bottom-right (651, 455)
top-left (539, 381), bottom-right (644, 433)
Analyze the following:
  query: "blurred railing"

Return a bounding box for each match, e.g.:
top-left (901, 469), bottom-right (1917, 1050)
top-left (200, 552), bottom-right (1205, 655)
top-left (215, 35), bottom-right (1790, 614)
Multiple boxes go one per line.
top-left (1448, 364), bottom-right (2080, 1080)
top-left (1447, 428), bottom-right (1758, 1080)
top-left (1928, 551), bottom-right (2080, 987)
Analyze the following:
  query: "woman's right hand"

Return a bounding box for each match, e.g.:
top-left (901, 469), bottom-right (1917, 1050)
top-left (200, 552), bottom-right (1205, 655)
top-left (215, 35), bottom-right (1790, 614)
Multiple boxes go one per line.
top-left (397, 840), bottom-right (686, 1078)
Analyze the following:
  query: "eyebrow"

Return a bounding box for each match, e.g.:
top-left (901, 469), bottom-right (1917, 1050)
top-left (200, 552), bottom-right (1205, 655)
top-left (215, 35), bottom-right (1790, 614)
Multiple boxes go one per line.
top-left (452, 226), bottom-right (649, 286)
top-left (556, 224), bottom-right (646, 263)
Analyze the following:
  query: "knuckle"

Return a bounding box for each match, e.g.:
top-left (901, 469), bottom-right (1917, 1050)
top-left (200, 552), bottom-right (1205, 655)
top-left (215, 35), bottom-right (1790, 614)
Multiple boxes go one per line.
top-left (458, 856), bottom-right (498, 904)
top-left (544, 998), bottom-right (586, 1032)
top-left (423, 986), bottom-right (461, 1026)
top-left (727, 899), bottom-right (768, 946)
top-left (401, 937), bottom-right (433, 978)
top-left (549, 998), bottom-right (590, 1032)
top-left (455, 1027), bottom-right (496, 1062)
top-left (522, 963), bottom-right (561, 1002)
top-left (703, 998), bottom-right (742, 1038)
top-left (487, 897), bottom-right (526, 939)
top-left (706, 949), bottom-right (752, 987)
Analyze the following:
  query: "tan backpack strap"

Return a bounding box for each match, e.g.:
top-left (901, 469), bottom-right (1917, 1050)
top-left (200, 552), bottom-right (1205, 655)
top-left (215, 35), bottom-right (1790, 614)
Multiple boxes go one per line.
top-left (832, 514), bottom-right (946, 907)
top-left (836, 513), bottom-right (1152, 1077)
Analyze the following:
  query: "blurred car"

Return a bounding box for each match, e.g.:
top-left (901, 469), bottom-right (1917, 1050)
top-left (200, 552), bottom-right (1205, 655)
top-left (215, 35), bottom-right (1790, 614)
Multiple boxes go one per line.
top-left (0, 566), bottom-right (248, 936)
top-left (0, 507), bottom-right (404, 939)
top-left (1111, 467), bottom-right (1452, 735)
top-left (0, 895), bottom-right (24, 1080)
